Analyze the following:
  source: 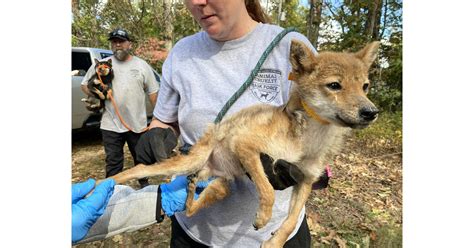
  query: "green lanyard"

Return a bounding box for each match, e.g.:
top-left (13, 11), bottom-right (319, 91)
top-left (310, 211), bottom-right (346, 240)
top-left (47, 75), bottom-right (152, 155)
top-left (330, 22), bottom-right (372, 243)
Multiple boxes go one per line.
top-left (213, 27), bottom-right (296, 124)
top-left (180, 27), bottom-right (296, 155)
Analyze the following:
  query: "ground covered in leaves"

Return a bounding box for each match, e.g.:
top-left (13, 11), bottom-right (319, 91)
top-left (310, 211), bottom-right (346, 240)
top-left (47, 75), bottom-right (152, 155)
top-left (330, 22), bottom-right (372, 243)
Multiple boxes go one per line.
top-left (72, 113), bottom-right (402, 248)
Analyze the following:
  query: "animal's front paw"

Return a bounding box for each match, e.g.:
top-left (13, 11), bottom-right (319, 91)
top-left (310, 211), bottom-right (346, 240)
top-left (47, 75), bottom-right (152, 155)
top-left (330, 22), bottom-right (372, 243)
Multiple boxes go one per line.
top-left (260, 240), bottom-right (282, 248)
top-left (85, 103), bottom-right (102, 113)
top-left (187, 174), bottom-right (197, 184)
top-left (261, 238), bottom-right (284, 248)
top-left (253, 211), bottom-right (271, 230)
top-left (186, 174), bottom-right (197, 192)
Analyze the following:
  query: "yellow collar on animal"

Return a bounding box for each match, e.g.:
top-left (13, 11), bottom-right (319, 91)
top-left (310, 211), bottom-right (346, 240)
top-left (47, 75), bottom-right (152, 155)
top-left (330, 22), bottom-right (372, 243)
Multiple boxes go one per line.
top-left (300, 100), bottom-right (330, 125)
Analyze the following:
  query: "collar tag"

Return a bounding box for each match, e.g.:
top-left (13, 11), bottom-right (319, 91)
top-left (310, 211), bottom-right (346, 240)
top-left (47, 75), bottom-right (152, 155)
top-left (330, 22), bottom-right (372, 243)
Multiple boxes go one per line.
top-left (288, 72), bottom-right (295, 81)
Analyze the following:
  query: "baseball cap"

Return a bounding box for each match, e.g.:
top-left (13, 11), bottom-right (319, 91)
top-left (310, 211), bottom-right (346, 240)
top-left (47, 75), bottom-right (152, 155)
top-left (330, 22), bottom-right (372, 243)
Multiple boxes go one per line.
top-left (108, 28), bottom-right (132, 41)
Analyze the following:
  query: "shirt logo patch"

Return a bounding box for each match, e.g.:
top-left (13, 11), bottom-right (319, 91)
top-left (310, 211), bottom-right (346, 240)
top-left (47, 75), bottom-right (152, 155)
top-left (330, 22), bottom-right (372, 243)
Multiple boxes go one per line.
top-left (130, 69), bottom-right (140, 79)
top-left (250, 68), bottom-right (282, 103)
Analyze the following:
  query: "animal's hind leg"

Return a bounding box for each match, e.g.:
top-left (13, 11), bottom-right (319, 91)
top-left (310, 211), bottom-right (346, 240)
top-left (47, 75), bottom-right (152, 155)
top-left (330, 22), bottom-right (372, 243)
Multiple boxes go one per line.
top-left (105, 137), bottom-right (214, 185)
top-left (108, 155), bottom-right (196, 184)
top-left (92, 88), bottom-right (106, 100)
top-left (262, 182), bottom-right (312, 248)
top-left (185, 176), bottom-right (230, 217)
top-left (234, 141), bottom-right (274, 230)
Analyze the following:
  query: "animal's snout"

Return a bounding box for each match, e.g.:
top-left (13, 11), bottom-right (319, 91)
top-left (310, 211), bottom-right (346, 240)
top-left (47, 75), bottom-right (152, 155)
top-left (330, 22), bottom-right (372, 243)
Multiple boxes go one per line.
top-left (359, 107), bottom-right (379, 121)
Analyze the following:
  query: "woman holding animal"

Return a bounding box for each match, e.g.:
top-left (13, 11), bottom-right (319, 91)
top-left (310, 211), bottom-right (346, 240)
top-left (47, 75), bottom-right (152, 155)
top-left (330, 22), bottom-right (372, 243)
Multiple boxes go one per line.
top-left (141, 0), bottom-right (318, 246)
top-left (74, 0), bottom-right (325, 246)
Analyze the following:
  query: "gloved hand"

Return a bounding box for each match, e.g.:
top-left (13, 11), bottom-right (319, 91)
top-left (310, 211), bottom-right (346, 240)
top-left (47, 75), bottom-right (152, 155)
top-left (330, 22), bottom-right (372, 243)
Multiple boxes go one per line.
top-left (135, 127), bottom-right (178, 188)
top-left (135, 127), bottom-right (178, 164)
top-left (72, 178), bottom-right (116, 243)
top-left (160, 175), bottom-right (211, 217)
top-left (260, 153), bottom-right (331, 190)
top-left (260, 153), bottom-right (304, 190)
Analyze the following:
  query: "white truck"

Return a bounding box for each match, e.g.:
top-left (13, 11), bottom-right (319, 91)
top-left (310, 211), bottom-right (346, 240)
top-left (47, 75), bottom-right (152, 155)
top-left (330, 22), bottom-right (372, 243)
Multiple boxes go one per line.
top-left (72, 47), bottom-right (160, 130)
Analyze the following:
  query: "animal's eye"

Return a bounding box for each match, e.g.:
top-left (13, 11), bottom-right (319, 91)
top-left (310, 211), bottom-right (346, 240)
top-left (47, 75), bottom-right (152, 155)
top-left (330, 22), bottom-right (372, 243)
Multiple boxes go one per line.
top-left (326, 82), bottom-right (342, 90)
top-left (363, 83), bottom-right (369, 92)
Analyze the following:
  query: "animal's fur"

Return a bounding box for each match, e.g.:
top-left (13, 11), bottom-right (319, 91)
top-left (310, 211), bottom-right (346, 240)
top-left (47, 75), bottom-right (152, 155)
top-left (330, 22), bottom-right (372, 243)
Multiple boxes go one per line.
top-left (107, 40), bottom-right (380, 247)
top-left (81, 59), bottom-right (114, 112)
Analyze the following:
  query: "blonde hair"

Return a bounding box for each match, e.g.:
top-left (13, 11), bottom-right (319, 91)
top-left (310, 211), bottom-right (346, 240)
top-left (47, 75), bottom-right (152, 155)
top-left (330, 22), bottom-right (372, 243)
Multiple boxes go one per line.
top-left (245, 0), bottom-right (271, 23)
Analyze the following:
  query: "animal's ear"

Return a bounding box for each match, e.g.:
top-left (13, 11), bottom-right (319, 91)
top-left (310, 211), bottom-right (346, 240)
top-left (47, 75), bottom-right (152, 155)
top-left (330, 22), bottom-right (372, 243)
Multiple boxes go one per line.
top-left (94, 58), bottom-right (99, 65)
top-left (290, 40), bottom-right (315, 76)
top-left (107, 58), bottom-right (112, 65)
top-left (354, 41), bottom-right (380, 67)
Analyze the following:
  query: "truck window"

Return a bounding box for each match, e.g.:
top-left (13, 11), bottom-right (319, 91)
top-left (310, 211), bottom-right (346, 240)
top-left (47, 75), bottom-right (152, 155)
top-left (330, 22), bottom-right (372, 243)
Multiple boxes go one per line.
top-left (100, 52), bottom-right (113, 59)
top-left (72, 51), bottom-right (92, 72)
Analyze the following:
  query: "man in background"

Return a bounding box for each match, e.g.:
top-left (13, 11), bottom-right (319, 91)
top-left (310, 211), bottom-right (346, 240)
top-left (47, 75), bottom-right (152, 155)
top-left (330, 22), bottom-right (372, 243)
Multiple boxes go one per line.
top-left (81, 28), bottom-right (159, 188)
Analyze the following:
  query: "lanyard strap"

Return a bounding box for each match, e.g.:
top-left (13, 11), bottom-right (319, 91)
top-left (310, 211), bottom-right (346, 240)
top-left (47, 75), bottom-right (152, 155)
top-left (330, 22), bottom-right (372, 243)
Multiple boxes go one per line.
top-left (213, 27), bottom-right (296, 124)
top-left (180, 27), bottom-right (296, 155)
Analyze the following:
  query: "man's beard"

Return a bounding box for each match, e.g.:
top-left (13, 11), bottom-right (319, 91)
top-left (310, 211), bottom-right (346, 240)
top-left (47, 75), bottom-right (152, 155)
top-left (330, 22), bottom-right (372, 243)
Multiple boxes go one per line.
top-left (114, 49), bottom-right (130, 61)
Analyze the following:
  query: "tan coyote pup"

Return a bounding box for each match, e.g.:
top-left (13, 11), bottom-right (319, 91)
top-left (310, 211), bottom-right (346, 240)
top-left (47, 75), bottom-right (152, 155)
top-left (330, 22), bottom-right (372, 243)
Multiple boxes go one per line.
top-left (107, 40), bottom-right (380, 247)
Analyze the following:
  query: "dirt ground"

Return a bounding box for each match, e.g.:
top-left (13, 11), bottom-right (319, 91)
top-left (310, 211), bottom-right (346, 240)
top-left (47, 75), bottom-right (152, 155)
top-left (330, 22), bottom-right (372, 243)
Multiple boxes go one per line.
top-left (72, 127), bottom-right (402, 248)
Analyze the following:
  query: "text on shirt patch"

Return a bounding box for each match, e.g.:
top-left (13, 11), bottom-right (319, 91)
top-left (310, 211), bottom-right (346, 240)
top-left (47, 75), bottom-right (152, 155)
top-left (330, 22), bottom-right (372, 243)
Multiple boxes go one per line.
top-left (130, 69), bottom-right (140, 79)
top-left (250, 68), bottom-right (282, 103)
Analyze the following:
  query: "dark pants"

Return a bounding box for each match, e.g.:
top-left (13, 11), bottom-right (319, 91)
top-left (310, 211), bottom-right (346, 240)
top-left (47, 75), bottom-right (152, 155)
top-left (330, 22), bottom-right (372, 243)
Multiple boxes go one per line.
top-left (170, 215), bottom-right (311, 248)
top-left (101, 129), bottom-right (142, 178)
top-left (133, 128), bottom-right (178, 187)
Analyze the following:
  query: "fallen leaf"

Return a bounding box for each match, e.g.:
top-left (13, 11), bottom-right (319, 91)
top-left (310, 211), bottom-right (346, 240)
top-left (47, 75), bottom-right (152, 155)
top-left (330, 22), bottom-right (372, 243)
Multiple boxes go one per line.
top-left (334, 235), bottom-right (347, 248)
top-left (370, 231), bottom-right (377, 240)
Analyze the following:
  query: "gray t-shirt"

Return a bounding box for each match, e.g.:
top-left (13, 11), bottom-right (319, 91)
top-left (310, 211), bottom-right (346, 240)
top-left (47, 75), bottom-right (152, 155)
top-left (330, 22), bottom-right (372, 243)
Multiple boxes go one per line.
top-left (154, 23), bottom-right (316, 247)
top-left (82, 56), bottom-right (159, 133)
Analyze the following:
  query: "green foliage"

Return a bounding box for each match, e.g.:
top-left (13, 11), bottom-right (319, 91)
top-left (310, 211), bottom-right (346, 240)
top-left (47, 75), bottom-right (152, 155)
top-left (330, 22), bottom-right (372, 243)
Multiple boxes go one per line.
top-left (72, 1), bottom-right (402, 109)
top-left (72, 0), bottom-right (173, 71)
top-left (370, 224), bottom-right (402, 248)
top-left (354, 111), bottom-right (402, 145)
top-left (172, 3), bottom-right (201, 43)
top-left (264, 0), bottom-right (402, 112)
top-left (134, 38), bottom-right (168, 72)
top-left (72, 0), bottom-right (105, 48)
top-left (268, 0), bottom-right (309, 34)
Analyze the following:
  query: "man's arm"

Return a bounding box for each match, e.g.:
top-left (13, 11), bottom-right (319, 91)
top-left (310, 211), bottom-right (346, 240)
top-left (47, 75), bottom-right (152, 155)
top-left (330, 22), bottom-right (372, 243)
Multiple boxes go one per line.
top-left (149, 92), bottom-right (158, 110)
top-left (148, 117), bottom-right (179, 136)
top-left (80, 64), bottom-right (97, 97)
top-left (81, 84), bottom-right (93, 97)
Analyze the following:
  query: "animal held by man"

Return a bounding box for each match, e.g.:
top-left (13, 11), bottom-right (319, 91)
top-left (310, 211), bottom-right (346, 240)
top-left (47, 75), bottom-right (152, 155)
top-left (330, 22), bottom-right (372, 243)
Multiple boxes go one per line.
top-left (81, 59), bottom-right (114, 112)
top-left (107, 40), bottom-right (380, 247)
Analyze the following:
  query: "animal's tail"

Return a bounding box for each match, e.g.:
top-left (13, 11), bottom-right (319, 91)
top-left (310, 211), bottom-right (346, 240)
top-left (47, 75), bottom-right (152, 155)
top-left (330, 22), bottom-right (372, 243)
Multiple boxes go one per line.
top-left (110, 134), bottom-right (215, 184)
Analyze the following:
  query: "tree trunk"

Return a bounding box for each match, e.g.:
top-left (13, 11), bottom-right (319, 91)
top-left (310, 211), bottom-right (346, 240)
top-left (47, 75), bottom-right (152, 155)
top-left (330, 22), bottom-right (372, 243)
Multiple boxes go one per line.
top-left (307, 0), bottom-right (322, 48)
top-left (93, 2), bottom-right (100, 48)
top-left (152, 0), bottom-right (161, 32)
top-left (312, 0), bottom-right (322, 49)
top-left (162, 0), bottom-right (173, 50)
top-left (379, 0), bottom-right (389, 39)
top-left (307, 0), bottom-right (314, 38)
top-left (72, 0), bottom-right (80, 17)
top-left (372, 0), bottom-right (383, 40)
top-left (365, 0), bottom-right (382, 41)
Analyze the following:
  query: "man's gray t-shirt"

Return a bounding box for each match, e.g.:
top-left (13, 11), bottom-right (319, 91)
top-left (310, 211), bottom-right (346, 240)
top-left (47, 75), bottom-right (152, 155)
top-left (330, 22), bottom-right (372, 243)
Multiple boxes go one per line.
top-left (82, 56), bottom-right (159, 133)
top-left (155, 23), bottom-right (316, 247)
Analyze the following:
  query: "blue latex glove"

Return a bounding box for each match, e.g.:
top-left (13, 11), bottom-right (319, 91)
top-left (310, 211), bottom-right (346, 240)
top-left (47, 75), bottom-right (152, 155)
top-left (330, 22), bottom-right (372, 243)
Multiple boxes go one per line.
top-left (72, 178), bottom-right (116, 243)
top-left (160, 175), bottom-right (213, 217)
